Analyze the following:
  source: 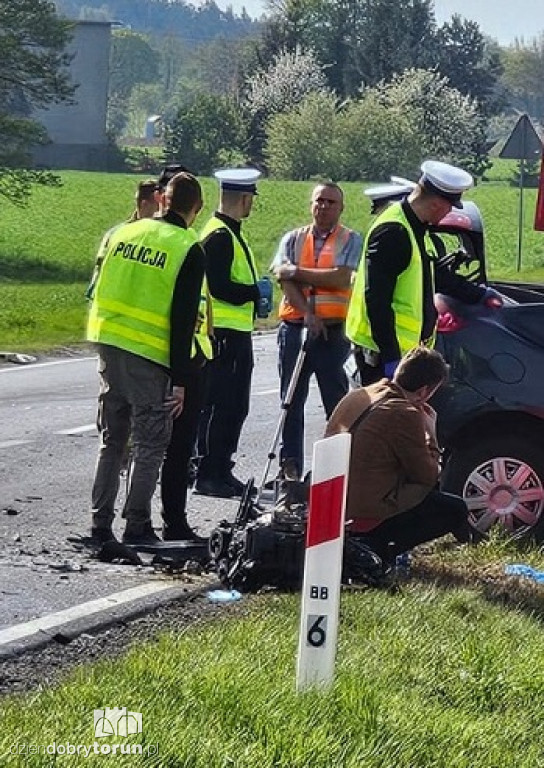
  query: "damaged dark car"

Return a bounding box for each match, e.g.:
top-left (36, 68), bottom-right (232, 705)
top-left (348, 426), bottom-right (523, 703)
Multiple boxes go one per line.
top-left (430, 202), bottom-right (544, 542)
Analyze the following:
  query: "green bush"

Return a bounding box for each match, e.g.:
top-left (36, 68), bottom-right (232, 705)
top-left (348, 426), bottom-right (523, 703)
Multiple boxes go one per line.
top-left (265, 92), bottom-right (341, 179)
top-left (370, 68), bottom-right (490, 178)
top-left (121, 147), bottom-right (163, 174)
top-left (336, 95), bottom-right (422, 180)
top-left (164, 94), bottom-right (248, 175)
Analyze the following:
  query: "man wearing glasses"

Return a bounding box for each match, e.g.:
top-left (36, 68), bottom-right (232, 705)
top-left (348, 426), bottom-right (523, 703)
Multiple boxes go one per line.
top-left (271, 182), bottom-right (362, 481)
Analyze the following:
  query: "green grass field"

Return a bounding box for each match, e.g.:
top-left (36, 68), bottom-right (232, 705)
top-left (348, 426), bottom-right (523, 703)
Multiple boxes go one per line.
top-left (2, 535), bottom-right (544, 767)
top-left (1, 170), bottom-right (544, 350)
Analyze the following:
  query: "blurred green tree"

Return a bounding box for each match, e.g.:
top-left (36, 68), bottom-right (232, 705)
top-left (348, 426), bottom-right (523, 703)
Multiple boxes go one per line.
top-left (164, 94), bottom-right (248, 175)
top-left (0, 0), bottom-right (73, 204)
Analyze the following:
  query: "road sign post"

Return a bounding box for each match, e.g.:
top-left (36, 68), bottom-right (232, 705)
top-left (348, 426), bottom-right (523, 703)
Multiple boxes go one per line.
top-left (535, 152), bottom-right (544, 231)
top-left (499, 113), bottom-right (543, 271)
top-left (296, 433), bottom-right (350, 692)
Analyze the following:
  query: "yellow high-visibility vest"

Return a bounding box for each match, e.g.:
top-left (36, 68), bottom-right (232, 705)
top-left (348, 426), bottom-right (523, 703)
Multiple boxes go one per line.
top-left (87, 217), bottom-right (198, 367)
top-left (346, 203), bottom-right (437, 354)
top-left (192, 275), bottom-right (213, 360)
top-left (200, 216), bottom-right (257, 332)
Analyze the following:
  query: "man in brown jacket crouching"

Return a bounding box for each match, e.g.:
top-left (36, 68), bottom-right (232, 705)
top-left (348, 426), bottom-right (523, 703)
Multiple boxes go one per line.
top-left (325, 346), bottom-right (472, 564)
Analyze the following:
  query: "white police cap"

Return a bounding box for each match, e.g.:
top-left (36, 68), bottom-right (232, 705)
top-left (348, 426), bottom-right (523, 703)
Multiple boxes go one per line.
top-left (214, 168), bottom-right (261, 195)
top-left (364, 182), bottom-right (414, 202)
top-left (364, 181), bottom-right (414, 214)
top-left (390, 175), bottom-right (416, 189)
top-left (419, 160), bottom-right (473, 209)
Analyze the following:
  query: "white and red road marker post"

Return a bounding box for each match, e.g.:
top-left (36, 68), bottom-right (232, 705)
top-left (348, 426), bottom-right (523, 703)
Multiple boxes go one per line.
top-left (535, 150), bottom-right (544, 231)
top-left (296, 433), bottom-right (351, 691)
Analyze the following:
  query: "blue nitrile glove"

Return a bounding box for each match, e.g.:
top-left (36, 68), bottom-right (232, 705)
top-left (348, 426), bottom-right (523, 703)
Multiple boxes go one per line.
top-left (384, 360), bottom-right (399, 379)
top-left (481, 286), bottom-right (503, 309)
top-left (256, 276), bottom-right (273, 318)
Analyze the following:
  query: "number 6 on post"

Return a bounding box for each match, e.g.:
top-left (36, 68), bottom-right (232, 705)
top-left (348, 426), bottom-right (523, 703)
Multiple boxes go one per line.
top-left (296, 433), bottom-right (350, 691)
top-left (306, 615), bottom-right (327, 648)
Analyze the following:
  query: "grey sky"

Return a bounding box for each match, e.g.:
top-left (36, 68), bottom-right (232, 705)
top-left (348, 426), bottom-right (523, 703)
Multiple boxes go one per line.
top-left (216, 0), bottom-right (544, 45)
top-left (433, 0), bottom-right (543, 44)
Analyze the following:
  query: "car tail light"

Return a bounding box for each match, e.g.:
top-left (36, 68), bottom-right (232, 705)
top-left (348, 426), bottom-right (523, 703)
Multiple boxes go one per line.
top-left (437, 311), bottom-right (468, 333)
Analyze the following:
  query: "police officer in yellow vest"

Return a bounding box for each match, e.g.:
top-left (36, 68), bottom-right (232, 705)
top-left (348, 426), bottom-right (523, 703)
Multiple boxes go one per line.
top-left (271, 181), bottom-right (362, 480)
top-left (195, 168), bottom-right (262, 498)
top-left (151, 166), bottom-right (214, 540)
top-left (364, 179), bottom-right (415, 217)
top-left (85, 177), bottom-right (161, 302)
top-left (347, 160), bottom-right (492, 386)
top-left (87, 172), bottom-right (205, 545)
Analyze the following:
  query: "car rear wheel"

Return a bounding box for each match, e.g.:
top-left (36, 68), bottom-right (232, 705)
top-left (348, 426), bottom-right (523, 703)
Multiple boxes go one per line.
top-left (441, 436), bottom-right (544, 541)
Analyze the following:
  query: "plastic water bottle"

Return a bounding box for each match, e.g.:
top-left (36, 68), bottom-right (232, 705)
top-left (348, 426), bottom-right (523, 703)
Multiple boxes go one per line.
top-left (256, 276), bottom-right (273, 318)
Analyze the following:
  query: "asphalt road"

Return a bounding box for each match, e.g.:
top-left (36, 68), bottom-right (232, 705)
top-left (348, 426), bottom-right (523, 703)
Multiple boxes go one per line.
top-left (0, 334), bottom-right (324, 630)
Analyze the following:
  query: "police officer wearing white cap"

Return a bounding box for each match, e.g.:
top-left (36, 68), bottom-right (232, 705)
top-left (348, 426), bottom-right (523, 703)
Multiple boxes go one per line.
top-left (195, 168), bottom-right (262, 498)
top-left (346, 160), bottom-right (501, 384)
top-left (364, 180), bottom-right (415, 216)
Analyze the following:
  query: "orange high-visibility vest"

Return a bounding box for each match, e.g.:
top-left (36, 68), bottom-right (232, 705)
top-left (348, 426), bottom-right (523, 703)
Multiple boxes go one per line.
top-left (278, 225), bottom-right (353, 322)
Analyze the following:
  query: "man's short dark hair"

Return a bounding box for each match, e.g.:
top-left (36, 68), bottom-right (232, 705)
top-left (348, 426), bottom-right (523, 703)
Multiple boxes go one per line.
top-left (165, 172), bottom-right (202, 215)
top-left (417, 183), bottom-right (444, 205)
top-left (157, 163), bottom-right (191, 191)
top-left (136, 179), bottom-right (157, 204)
top-left (313, 180), bottom-right (344, 202)
top-left (221, 187), bottom-right (245, 205)
top-left (394, 347), bottom-right (449, 392)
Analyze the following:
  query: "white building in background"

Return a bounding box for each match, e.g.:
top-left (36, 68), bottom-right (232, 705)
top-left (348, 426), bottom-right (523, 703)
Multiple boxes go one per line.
top-left (145, 115), bottom-right (163, 141)
top-left (33, 20), bottom-right (114, 171)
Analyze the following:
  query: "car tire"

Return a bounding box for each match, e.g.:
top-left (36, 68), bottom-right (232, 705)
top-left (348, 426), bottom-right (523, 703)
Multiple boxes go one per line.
top-left (441, 435), bottom-right (544, 542)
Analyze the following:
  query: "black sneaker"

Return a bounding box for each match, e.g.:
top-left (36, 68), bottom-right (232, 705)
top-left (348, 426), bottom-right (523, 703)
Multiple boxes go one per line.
top-left (122, 523), bottom-right (161, 545)
top-left (90, 527), bottom-right (116, 544)
top-left (225, 472), bottom-right (258, 498)
top-left (163, 526), bottom-right (208, 543)
top-left (195, 478), bottom-right (236, 498)
top-left (343, 537), bottom-right (390, 588)
top-left (224, 472), bottom-right (246, 496)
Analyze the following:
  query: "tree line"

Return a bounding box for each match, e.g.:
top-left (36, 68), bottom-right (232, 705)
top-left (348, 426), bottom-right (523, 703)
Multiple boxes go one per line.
top-left (3, 0), bottom-right (544, 204)
top-left (55, 0), bottom-right (259, 40)
top-left (107, 0), bottom-right (503, 180)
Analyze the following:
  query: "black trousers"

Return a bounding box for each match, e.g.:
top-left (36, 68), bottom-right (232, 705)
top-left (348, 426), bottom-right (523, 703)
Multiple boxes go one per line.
top-left (355, 490), bottom-right (471, 563)
top-left (197, 328), bottom-right (253, 480)
top-left (160, 359), bottom-right (207, 537)
top-left (353, 347), bottom-right (385, 387)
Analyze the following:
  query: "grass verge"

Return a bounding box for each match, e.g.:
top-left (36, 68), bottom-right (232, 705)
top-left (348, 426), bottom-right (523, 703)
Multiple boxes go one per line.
top-left (2, 536), bottom-right (544, 767)
top-left (0, 283), bottom-right (86, 351)
top-left (2, 169), bottom-right (544, 351)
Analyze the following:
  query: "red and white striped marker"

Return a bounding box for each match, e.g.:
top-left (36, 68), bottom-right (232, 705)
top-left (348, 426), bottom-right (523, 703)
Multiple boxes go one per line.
top-left (296, 432), bottom-right (351, 691)
top-left (535, 152), bottom-right (544, 231)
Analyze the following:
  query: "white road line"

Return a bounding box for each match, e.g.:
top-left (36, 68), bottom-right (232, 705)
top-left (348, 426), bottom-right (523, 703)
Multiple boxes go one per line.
top-left (0, 356), bottom-right (96, 374)
top-left (254, 388), bottom-right (279, 396)
top-left (0, 582), bottom-right (176, 646)
top-left (56, 423), bottom-right (96, 436)
top-left (0, 440), bottom-right (32, 449)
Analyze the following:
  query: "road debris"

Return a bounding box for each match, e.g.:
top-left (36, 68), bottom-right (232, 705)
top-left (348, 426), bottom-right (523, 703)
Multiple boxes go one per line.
top-left (0, 351), bottom-right (37, 365)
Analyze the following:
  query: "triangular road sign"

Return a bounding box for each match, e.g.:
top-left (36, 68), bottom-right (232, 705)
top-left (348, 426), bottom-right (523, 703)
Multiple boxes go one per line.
top-left (500, 114), bottom-right (542, 160)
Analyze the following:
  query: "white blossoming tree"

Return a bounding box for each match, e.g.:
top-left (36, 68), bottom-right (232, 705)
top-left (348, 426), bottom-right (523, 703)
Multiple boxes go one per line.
top-left (264, 67), bottom-right (491, 180)
top-left (369, 68), bottom-right (490, 178)
top-left (245, 47), bottom-right (329, 159)
top-left (246, 47), bottom-right (327, 116)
